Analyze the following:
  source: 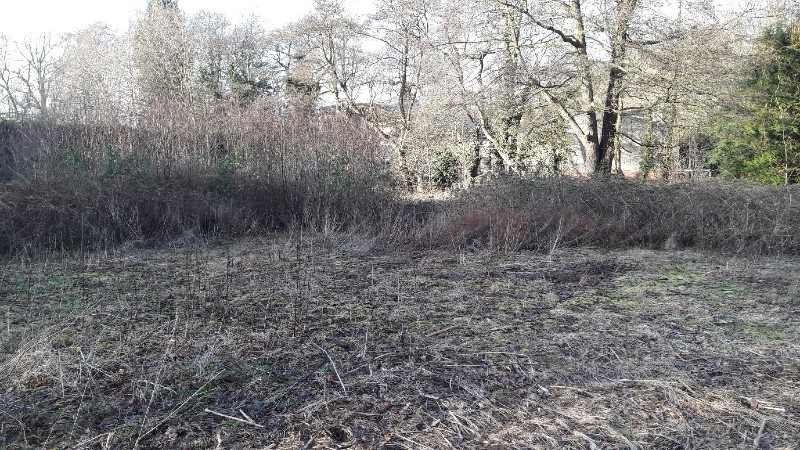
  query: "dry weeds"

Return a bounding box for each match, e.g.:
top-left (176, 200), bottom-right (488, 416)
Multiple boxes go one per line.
top-left (1, 236), bottom-right (799, 449)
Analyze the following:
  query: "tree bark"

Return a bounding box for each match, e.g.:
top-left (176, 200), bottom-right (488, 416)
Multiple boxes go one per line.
top-left (596, 0), bottom-right (637, 175)
top-left (569, 0), bottom-right (602, 175)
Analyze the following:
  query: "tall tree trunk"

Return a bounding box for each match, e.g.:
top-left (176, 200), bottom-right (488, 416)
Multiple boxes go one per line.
top-left (570, 0), bottom-right (602, 175)
top-left (596, 0), bottom-right (637, 175)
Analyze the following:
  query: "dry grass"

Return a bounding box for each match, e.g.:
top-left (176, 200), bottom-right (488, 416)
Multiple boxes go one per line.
top-left (0, 176), bottom-right (408, 256)
top-left (3, 177), bottom-right (800, 258)
top-left (2, 236), bottom-right (799, 449)
top-left (427, 178), bottom-right (800, 255)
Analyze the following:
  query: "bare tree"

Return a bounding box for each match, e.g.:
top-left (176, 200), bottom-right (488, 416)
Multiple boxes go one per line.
top-left (622, 4), bottom-right (753, 176)
top-left (302, 0), bottom-right (370, 114)
top-left (268, 25), bottom-right (322, 111)
top-left (429, 0), bottom-right (753, 177)
top-left (0, 35), bottom-right (21, 118)
top-left (486, 0), bottom-right (641, 175)
top-left (14, 34), bottom-right (62, 118)
top-left (434, 0), bottom-right (560, 176)
top-left (187, 12), bottom-right (276, 107)
top-left (55, 24), bottom-right (137, 124)
top-left (367, 0), bottom-right (438, 185)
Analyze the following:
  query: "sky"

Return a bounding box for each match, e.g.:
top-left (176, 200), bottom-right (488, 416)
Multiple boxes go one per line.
top-left (0, 0), bottom-right (375, 39)
top-left (0, 0), bottom-right (779, 42)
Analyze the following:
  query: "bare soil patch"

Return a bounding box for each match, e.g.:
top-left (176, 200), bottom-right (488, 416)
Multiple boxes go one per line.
top-left (2, 236), bottom-right (799, 449)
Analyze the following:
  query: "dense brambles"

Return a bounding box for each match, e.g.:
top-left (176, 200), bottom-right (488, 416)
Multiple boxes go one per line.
top-left (2, 172), bottom-right (799, 257)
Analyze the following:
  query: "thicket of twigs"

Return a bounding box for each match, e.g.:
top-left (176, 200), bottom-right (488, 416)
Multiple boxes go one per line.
top-left (0, 105), bottom-right (412, 255)
top-left (431, 178), bottom-right (800, 255)
top-left (1, 110), bottom-right (799, 257)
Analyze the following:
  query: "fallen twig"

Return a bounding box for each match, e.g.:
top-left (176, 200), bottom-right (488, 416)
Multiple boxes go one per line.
top-left (204, 408), bottom-right (265, 428)
top-left (394, 433), bottom-right (435, 450)
top-left (574, 430), bottom-right (601, 450)
top-left (425, 324), bottom-right (461, 338)
top-left (741, 396), bottom-right (786, 412)
top-left (314, 342), bottom-right (347, 395)
top-left (69, 432), bottom-right (114, 450)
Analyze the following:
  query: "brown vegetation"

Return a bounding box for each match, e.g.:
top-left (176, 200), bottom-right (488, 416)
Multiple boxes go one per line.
top-left (431, 179), bottom-right (800, 255)
top-left (1, 238), bottom-right (799, 448)
top-left (0, 109), bottom-right (407, 256)
top-left (2, 117), bottom-right (799, 257)
top-left (1, 3), bottom-right (798, 448)
top-left (2, 112), bottom-right (799, 450)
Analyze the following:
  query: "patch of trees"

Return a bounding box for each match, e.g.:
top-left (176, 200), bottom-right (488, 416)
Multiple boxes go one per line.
top-left (710, 20), bottom-right (800, 185)
top-left (0, 0), bottom-right (796, 187)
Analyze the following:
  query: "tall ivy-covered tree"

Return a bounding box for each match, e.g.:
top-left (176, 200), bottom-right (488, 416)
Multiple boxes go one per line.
top-left (134, 0), bottom-right (192, 104)
top-left (189, 11), bottom-right (229, 101)
top-left (711, 21), bottom-right (800, 185)
top-left (226, 17), bottom-right (275, 104)
top-left (147, 0), bottom-right (179, 12)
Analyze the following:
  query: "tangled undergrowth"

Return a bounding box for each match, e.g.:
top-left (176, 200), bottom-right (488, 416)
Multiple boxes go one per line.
top-left (2, 177), bottom-right (799, 258)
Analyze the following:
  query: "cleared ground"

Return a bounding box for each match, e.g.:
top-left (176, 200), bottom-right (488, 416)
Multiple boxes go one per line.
top-left (1, 236), bottom-right (799, 449)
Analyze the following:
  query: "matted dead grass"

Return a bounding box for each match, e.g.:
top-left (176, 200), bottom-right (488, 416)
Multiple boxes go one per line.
top-left (1, 236), bottom-right (799, 449)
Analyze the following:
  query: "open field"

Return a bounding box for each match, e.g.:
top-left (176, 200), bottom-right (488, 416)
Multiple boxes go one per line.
top-left (1, 236), bottom-right (800, 449)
